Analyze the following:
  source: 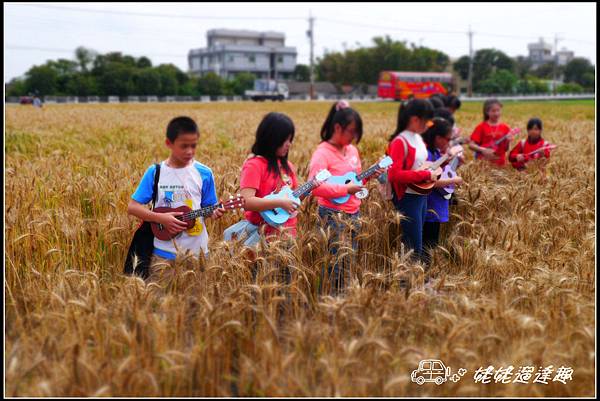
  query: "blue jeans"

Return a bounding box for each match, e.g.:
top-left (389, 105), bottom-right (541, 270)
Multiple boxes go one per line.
top-left (318, 206), bottom-right (360, 295)
top-left (392, 192), bottom-right (428, 263)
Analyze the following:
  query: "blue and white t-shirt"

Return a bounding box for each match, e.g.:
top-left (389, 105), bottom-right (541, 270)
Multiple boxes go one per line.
top-left (131, 160), bottom-right (218, 259)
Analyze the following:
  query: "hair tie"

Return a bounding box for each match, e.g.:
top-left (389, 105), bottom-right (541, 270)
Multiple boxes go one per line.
top-left (336, 100), bottom-right (350, 111)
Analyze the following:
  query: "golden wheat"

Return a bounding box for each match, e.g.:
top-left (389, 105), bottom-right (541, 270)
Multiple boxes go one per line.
top-left (5, 100), bottom-right (595, 396)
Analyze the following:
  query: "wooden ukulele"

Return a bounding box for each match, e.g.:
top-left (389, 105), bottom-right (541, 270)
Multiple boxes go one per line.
top-left (151, 195), bottom-right (245, 240)
top-left (408, 146), bottom-right (462, 195)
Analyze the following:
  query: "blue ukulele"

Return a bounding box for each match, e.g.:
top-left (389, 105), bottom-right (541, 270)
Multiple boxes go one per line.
top-left (260, 170), bottom-right (332, 227)
top-left (326, 156), bottom-right (393, 205)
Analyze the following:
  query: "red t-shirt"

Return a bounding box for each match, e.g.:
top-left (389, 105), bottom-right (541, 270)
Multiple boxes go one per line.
top-left (470, 121), bottom-right (512, 166)
top-left (239, 156), bottom-right (298, 237)
top-left (508, 138), bottom-right (551, 170)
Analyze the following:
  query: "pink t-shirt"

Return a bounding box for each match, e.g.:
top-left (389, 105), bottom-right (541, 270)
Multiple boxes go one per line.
top-left (309, 141), bottom-right (362, 214)
top-left (239, 156), bottom-right (298, 237)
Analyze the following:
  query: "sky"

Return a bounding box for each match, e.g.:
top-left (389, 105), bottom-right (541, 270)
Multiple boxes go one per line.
top-left (4, 2), bottom-right (596, 81)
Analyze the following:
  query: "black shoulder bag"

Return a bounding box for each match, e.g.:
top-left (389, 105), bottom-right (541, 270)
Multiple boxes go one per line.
top-left (123, 163), bottom-right (161, 279)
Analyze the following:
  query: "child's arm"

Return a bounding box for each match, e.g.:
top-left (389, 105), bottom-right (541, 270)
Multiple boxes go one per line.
top-left (433, 176), bottom-right (462, 188)
top-left (387, 139), bottom-right (432, 184)
top-left (240, 188), bottom-right (297, 214)
top-left (127, 200), bottom-right (188, 234)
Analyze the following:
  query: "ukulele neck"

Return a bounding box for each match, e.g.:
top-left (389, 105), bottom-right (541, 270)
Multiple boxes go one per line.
top-left (357, 163), bottom-right (380, 181)
top-left (292, 178), bottom-right (318, 198)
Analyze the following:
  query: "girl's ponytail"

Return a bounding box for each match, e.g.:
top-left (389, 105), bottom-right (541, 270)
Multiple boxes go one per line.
top-left (320, 100), bottom-right (363, 143)
top-left (389, 99), bottom-right (434, 141)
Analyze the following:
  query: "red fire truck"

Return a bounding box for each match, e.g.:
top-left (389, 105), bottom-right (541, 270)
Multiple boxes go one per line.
top-left (377, 71), bottom-right (454, 101)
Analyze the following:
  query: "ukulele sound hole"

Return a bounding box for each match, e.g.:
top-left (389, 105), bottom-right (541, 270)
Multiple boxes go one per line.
top-left (271, 209), bottom-right (278, 215)
top-left (345, 179), bottom-right (351, 184)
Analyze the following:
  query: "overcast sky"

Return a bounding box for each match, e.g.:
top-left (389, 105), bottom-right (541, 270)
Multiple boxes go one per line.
top-left (4, 2), bottom-right (596, 81)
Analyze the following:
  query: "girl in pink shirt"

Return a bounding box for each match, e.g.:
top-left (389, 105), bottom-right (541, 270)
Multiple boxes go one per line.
top-left (309, 101), bottom-right (383, 295)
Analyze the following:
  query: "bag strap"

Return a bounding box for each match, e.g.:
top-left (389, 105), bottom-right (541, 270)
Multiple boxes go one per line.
top-left (151, 163), bottom-right (161, 209)
top-left (396, 135), bottom-right (409, 170)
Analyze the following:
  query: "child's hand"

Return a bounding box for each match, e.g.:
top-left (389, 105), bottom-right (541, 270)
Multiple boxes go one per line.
top-left (516, 154), bottom-right (525, 162)
top-left (371, 167), bottom-right (386, 180)
top-left (481, 148), bottom-right (497, 160)
top-left (157, 212), bottom-right (188, 235)
top-left (278, 198), bottom-right (299, 214)
top-left (453, 176), bottom-right (463, 186)
top-left (346, 183), bottom-right (364, 194)
top-left (211, 206), bottom-right (226, 219)
top-left (430, 167), bottom-right (443, 181)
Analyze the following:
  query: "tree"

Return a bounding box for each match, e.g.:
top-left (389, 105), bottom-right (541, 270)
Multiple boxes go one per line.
top-left (293, 64), bottom-right (310, 82)
top-left (25, 65), bottom-right (58, 96)
top-left (517, 75), bottom-right (549, 94)
top-left (134, 68), bottom-right (161, 95)
top-left (97, 63), bottom-right (135, 96)
top-left (136, 56), bottom-right (152, 69)
top-left (6, 78), bottom-right (27, 97)
top-left (65, 74), bottom-right (98, 96)
top-left (75, 46), bottom-right (97, 73)
top-left (477, 69), bottom-right (518, 94)
top-left (197, 72), bottom-right (224, 96)
top-left (564, 58), bottom-right (595, 90)
top-left (453, 49), bottom-right (515, 89)
top-left (557, 82), bottom-right (583, 94)
top-left (531, 62), bottom-right (557, 79)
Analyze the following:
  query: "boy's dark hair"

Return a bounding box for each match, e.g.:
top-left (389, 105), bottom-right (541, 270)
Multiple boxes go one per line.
top-left (445, 95), bottom-right (462, 111)
top-left (251, 112), bottom-right (295, 177)
top-left (428, 95), bottom-right (445, 110)
top-left (166, 116), bottom-right (199, 142)
top-left (527, 117), bottom-right (543, 131)
top-left (433, 107), bottom-right (455, 126)
top-left (422, 118), bottom-right (452, 151)
top-left (389, 99), bottom-right (434, 141)
top-left (483, 98), bottom-right (502, 121)
top-left (320, 101), bottom-right (363, 144)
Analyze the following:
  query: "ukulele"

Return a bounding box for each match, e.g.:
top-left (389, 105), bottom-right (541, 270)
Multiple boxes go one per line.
top-left (326, 156), bottom-right (393, 205)
top-left (476, 127), bottom-right (522, 159)
top-left (260, 169), bottom-right (331, 227)
top-left (523, 144), bottom-right (557, 158)
top-left (151, 195), bottom-right (245, 240)
top-left (437, 156), bottom-right (461, 200)
top-left (408, 146), bottom-right (462, 195)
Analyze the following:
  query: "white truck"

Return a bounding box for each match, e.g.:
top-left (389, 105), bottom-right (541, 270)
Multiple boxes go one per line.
top-left (245, 79), bottom-right (289, 101)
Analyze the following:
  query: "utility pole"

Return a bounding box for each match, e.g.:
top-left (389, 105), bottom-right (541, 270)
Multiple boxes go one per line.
top-left (552, 33), bottom-right (563, 96)
top-left (467, 25), bottom-right (474, 97)
top-left (307, 11), bottom-right (315, 100)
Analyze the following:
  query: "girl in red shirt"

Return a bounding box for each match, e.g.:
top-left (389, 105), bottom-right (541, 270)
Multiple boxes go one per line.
top-left (469, 99), bottom-right (517, 167)
top-left (387, 99), bottom-right (440, 265)
top-left (239, 112), bottom-right (300, 241)
top-left (509, 118), bottom-right (552, 171)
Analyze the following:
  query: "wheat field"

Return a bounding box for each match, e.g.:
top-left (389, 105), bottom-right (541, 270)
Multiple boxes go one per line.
top-left (5, 100), bottom-right (595, 397)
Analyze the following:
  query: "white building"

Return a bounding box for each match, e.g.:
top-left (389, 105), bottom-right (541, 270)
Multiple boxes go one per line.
top-left (528, 38), bottom-right (575, 69)
top-left (188, 29), bottom-right (297, 80)
top-left (527, 37), bottom-right (554, 68)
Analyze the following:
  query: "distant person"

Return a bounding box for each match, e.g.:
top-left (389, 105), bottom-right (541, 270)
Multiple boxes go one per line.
top-left (444, 95), bottom-right (462, 115)
top-left (428, 95), bottom-right (445, 110)
top-left (32, 95), bottom-right (42, 108)
top-left (508, 118), bottom-right (554, 171)
top-left (468, 99), bottom-right (518, 167)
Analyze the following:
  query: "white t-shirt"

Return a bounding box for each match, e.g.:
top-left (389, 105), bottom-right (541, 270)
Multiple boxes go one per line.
top-left (400, 131), bottom-right (429, 195)
top-left (132, 160), bottom-right (218, 259)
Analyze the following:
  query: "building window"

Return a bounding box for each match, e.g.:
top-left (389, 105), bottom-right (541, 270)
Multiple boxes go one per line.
top-left (229, 55), bottom-right (234, 63)
top-left (248, 55), bottom-right (256, 63)
top-left (277, 56), bottom-right (283, 63)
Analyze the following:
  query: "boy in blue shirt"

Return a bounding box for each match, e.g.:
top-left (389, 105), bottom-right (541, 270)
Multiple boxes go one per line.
top-left (128, 116), bottom-right (225, 275)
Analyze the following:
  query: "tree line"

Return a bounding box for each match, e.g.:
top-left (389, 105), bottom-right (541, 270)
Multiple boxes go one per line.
top-left (6, 40), bottom-right (595, 97)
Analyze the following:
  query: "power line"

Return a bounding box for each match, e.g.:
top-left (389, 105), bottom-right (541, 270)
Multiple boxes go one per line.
top-left (16, 4), bottom-right (306, 20)
top-left (5, 45), bottom-right (187, 58)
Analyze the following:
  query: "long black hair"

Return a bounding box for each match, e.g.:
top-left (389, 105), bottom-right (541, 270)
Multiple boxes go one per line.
top-left (433, 107), bottom-right (455, 126)
top-left (527, 117), bottom-right (543, 131)
top-left (320, 101), bottom-right (363, 144)
top-left (422, 118), bottom-right (452, 152)
top-left (389, 99), bottom-right (434, 141)
top-left (251, 112), bottom-right (295, 177)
